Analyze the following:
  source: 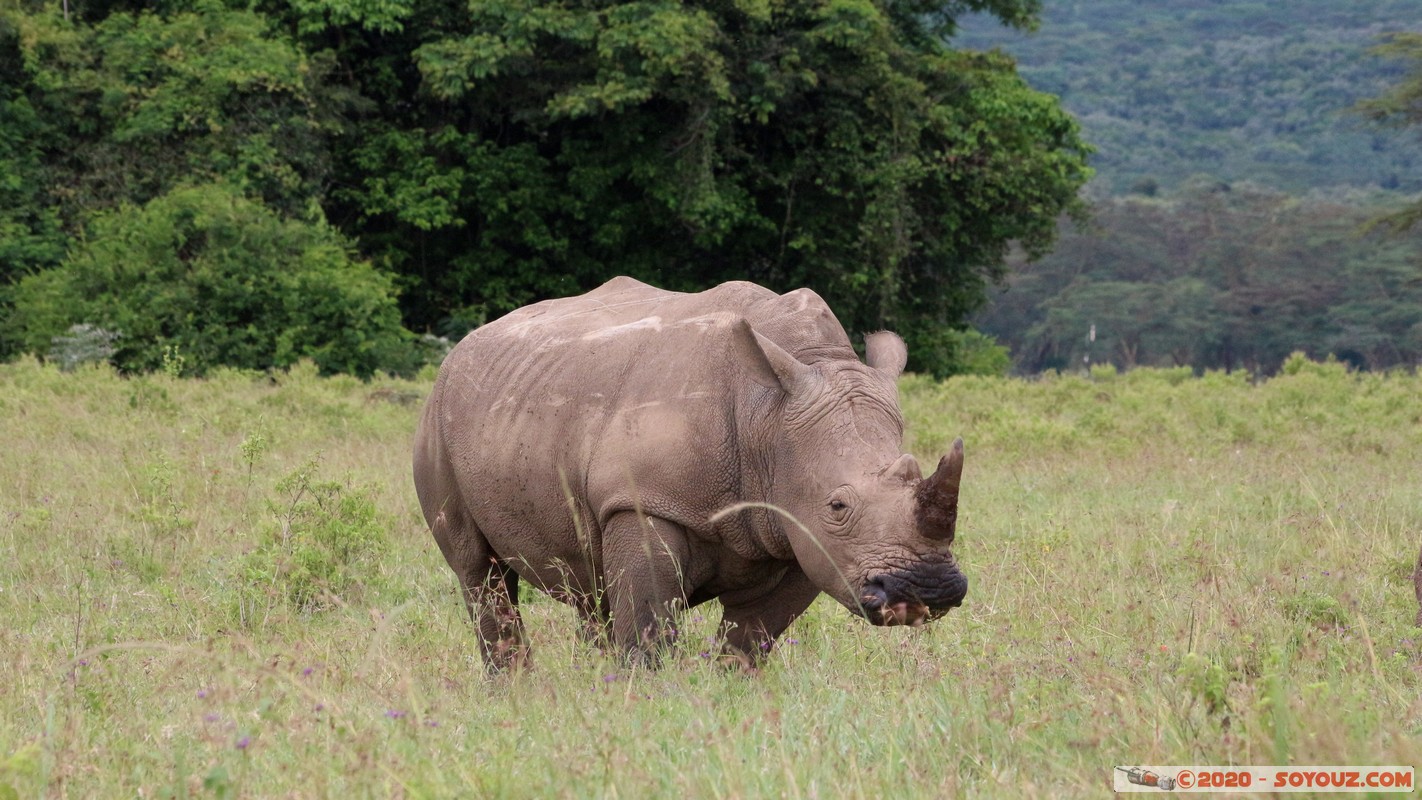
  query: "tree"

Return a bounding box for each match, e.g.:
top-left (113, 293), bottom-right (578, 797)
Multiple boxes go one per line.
top-left (1029, 277), bottom-right (1217, 370)
top-left (0, 1), bottom-right (354, 364)
top-left (4, 3), bottom-right (330, 221)
top-left (1356, 32), bottom-right (1422, 232)
top-left (275, 0), bottom-right (1092, 375)
top-left (975, 183), bottom-right (1422, 374)
top-left (956, 0), bottom-right (1422, 196)
top-left (0, 13), bottom-right (64, 283)
top-left (1, 0), bottom-right (1091, 377)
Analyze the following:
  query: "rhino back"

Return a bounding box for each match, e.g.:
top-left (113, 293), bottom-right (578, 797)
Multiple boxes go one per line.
top-left (426, 277), bottom-right (857, 583)
top-left (475, 277), bottom-right (853, 363)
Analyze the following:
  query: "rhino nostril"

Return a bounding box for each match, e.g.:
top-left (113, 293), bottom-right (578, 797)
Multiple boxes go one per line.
top-left (859, 581), bottom-right (888, 612)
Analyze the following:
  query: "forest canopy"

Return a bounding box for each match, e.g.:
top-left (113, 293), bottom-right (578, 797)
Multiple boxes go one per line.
top-left (957, 0), bottom-right (1421, 195)
top-left (974, 181), bottom-right (1422, 375)
top-left (0, 0), bottom-right (1092, 377)
top-left (960, 0), bottom-right (1422, 374)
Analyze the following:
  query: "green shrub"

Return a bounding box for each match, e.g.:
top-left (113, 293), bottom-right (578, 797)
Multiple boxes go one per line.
top-left (0, 743), bottom-right (42, 800)
top-left (5, 183), bottom-right (419, 377)
top-left (1282, 590), bottom-right (1349, 629)
top-left (1088, 362), bottom-right (1118, 381)
top-left (239, 458), bottom-right (389, 616)
top-left (903, 325), bottom-right (1012, 378)
top-left (1280, 350), bottom-right (1349, 378)
top-left (1177, 651), bottom-right (1231, 716)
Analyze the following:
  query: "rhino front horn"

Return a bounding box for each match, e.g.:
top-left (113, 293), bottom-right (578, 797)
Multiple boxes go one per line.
top-left (915, 437), bottom-right (963, 541)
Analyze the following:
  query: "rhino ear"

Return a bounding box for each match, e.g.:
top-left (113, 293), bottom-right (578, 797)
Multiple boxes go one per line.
top-left (915, 437), bottom-right (963, 541)
top-left (732, 319), bottom-right (818, 396)
top-left (865, 331), bottom-right (907, 379)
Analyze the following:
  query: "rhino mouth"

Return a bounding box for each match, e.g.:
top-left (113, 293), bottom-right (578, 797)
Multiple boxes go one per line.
top-left (857, 568), bottom-right (966, 627)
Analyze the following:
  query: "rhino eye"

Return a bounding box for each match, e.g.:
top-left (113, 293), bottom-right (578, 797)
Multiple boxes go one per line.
top-left (829, 499), bottom-right (849, 513)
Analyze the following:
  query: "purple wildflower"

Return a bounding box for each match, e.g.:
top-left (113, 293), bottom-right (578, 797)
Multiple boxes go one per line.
top-left (602, 674), bottom-right (619, 683)
top-left (385, 709), bottom-right (406, 719)
top-left (302, 667), bottom-right (314, 677)
top-left (235, 736), bottom-right (251, 750)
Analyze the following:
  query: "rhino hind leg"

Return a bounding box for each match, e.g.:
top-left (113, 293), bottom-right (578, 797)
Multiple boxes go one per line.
top-left (603, 512), bottom-right (691, 666)
top-left (415, 413), bottom-right (529, 671)
top-left (429, 502), bottom-right (531, 673)
top-left (465, 557), bottom-right (531, 673)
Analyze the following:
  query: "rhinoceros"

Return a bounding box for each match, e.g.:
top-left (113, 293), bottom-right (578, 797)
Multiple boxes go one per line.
top-left (413, 277), bottom-right (968, 670)
top-left (1414, 542), bottom-right (1422, 628)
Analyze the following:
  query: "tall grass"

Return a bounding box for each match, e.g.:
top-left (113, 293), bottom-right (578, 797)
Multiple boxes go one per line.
top-left (1, 357), bottom-right (1418, 797)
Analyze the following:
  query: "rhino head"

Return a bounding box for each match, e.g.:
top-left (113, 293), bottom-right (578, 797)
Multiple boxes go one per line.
top-left (734, 321), bottom-right (968, 626)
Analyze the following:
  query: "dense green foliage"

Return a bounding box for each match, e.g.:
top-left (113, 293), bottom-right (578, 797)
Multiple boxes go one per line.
top-left (0, 0), bottom-right (1091, 377)
top-left (240, 457), bottom-right (390, 614)
top-left (975, 181), bottom-right (1422, 374)
top-left (4, 184), bottom-right (415, 376)
top-left (958, 0), bottom-right (1421, 195)
top-left (293, 0), bottom-right (1089, 375)
top-left (2, 361), bottom-right (1418, 795)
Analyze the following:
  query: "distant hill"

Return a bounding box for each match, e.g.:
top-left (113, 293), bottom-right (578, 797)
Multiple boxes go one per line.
top-left (956, 0), bottom-right (1421, 195)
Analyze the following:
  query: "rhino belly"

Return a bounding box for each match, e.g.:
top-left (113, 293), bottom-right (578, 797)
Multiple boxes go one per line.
top-left (439, 343), bottom-right (735, 599)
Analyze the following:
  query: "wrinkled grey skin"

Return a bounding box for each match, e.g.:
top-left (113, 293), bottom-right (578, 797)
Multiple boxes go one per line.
top-left (413, 277), bottom-right (968, 671)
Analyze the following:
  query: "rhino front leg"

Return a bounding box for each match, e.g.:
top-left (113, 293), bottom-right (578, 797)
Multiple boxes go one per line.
top-left (717, 566), bottom-right (820, 668)
top-left (602, 512), bottom-right (691, 665)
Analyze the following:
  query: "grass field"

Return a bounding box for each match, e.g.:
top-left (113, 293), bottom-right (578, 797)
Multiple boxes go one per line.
top-left (1, 356), bottom-right (1419, 798)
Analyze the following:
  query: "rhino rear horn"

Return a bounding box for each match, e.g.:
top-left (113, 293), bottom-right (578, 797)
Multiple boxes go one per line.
top-left (915, 438), bottom-right (964, 541)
